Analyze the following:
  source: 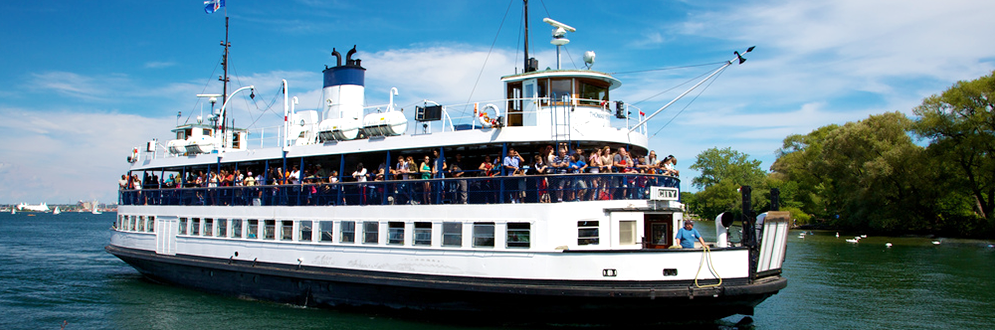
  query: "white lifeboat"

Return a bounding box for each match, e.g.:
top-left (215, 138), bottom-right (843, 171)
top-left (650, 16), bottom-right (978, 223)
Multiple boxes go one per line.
top-left (363, 111), bottom-right (407, 137)
top-left (318, 118), bottom-right (362, 141)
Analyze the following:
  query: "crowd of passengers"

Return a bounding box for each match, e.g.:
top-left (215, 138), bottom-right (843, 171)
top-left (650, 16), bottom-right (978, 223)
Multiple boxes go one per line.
top-left (120, 144), bottom-right (680, 205)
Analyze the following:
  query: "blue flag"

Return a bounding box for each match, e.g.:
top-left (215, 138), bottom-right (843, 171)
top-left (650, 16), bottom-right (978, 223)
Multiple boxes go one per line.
top-left (204, 0), bottom-right (225, 14)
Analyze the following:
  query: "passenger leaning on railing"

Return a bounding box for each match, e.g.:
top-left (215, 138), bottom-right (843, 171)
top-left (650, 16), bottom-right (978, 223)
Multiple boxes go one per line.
top-left (569, 153), bottom-right (588, 201)
top-left (552, 148), bottom-right (570, 202)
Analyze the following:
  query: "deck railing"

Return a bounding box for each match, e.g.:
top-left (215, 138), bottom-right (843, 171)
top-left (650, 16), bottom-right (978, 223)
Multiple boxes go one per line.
top-left (119, 173), bottom-right (679, 207)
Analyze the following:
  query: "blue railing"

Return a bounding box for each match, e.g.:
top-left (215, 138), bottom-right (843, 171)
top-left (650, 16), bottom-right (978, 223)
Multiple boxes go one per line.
top-left (119, 173), bottom-right (679, 207)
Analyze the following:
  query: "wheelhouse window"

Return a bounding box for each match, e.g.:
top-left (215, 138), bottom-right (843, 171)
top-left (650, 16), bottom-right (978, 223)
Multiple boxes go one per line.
top-left (414, 222), bottom-right (432, 246)
top-left (577, 79), bottom-right (609, 106)
top-left (578, 221), bottom-right (600, 245)
top-left (204, 218), bottom-right (214, 237)
top-left (442, 223), bottom-right (462, 247)
top-left (218, 219), bottom-right (228, 238)
top-left (179, 218), bottom-right (188, 235)
top-left (340, 221), bottom-right (355, 243)
top-left (191, 218), bottom-right (201, 236)
top-left (232, 219), bottom-right (243, 238)
top-left (550, 78), bottom-right (572, 103)
top-left (263, 220), bottom-right (275, 240)
top-left (319, 221), bottom-right (333, 243)
top-left (281, 220), bottom-right (293, 241)
top-left (363, 221), bottom-right (379, 244)
top-left (388, 222), bottom-right (404, 245)
top-left (299, 221), bottom-right (313, 242)
top-left (473, 222), bottom-right (495, 248)
top-left (247, 220), bottom-right (259, 239)
top-left (507, 223), bottom-right (531, 249)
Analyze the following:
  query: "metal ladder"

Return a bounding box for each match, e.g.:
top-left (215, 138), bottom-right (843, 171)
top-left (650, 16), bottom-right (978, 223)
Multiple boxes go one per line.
top-left (551, 95), bottom-right (572, 148)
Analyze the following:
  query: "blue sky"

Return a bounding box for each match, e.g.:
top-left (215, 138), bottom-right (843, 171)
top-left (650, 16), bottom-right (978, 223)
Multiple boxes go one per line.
top-left (1, 0), bottom-right (994, 204)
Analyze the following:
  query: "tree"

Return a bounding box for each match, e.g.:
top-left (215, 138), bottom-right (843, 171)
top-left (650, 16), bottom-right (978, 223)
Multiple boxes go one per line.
top-left (913, 71), bottom-right (995, 224)
top-left (689, 147), bottom-right (767, 220)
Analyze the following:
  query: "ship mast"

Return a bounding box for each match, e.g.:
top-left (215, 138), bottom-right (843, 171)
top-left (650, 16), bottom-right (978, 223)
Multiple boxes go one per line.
top-left (220, 15), bottom-right (230, 135)
top-left (523, 0), bottom-right (530, 72)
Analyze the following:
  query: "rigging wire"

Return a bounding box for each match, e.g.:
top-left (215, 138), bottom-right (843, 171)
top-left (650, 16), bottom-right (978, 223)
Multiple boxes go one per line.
top-left (632, 68), bottom-right (712, 106)
top-left (650, 65), bottom-right (726, 138)
top-left (458, 0), bottom-right (515, 125)
top-left (184, 56), bottom-right (224, 125)
top-left (611, 61), bottom-right (727, 75)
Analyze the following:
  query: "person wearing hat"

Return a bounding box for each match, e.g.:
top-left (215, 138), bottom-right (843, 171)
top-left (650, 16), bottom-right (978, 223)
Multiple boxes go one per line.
top-left (676, 220), bottom-right (705, 249)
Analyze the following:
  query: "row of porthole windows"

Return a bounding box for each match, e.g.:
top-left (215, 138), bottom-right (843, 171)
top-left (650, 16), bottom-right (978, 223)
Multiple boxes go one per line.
top-left (173, 218), bottom-right (532, 249)
top-left (117, 215), bottom-right (155, 233)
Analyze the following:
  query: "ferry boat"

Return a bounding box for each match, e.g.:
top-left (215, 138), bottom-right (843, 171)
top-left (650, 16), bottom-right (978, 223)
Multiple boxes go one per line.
top-left (107, 6), bottom-right (788, 324)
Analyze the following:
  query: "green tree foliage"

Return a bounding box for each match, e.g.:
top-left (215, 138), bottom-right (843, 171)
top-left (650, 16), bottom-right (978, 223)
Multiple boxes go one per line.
top-left (913, 72), bottom-right (995, 229)
top-left (688, 147), bottom-right (767, 220)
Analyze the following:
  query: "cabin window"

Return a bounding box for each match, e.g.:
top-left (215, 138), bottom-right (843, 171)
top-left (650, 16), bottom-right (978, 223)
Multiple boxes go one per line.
top-left (147, 216), bottom-right (155, 233)
top-left (263, 220), bottom-right (275, 240)
top-left (319, 221), bottom-right (333, 242)
top-left (340, 221), bottom-right (355, 243)
top-left (299, 221), bottom-right (313, 242)
top-left (578, 221), bottom-right (600, 245)
top-left (363, 221), bottom-right (379, 244)
top-left (176, 130), bottom-right (186, 140)
top-left (247, 220), bottom-right (259, 239)
top-left (550, 78), bottom-right (572, 103)
top-left (204, 218), bottom-right (214, 237)
top-left (137, 216), bottom-right (145, 232)
top-left (232, 219), bottom-right (243, 238)
top-left (442, 223), bottom-right (462, 247)
top-left (191, 218), bottom-right (201, 236)
top-left (124, 216), bottom-right (131, 231)
top-left (281, 220), bottom-right (293, 241)
top-left (507, 223), bottom-right (531, 249)
top-left (414, 222), bottom-right (432, 246)
top-left (117, 215), bottom-right (124, 230)
top-left (619, 220), bottom-right (636, 245)
top-left (473, 222), bottom-right (495, 248)
top-left (179, 218), bottom-right (188, 235)
top-left (537, 79), bottom-right (549, 104)
top-left (387, 222), bottom-right (404, 245)
top-left (218, 219), bottom-right (228, 237)
top-left (577, 79), bottom-right (609, 106)
top-left (202, 128), bottom-right (211, 136)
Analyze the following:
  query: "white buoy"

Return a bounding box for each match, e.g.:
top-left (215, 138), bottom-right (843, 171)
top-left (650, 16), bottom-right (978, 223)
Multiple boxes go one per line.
top-left (836, 232), bottom-right (840, 238)
top-left (885, 243), bottom-right (893, 248)
top-left (846, 238), bottom-right (859, 243)
top-left (860, 235), bottom-right (867, 238)
top-left (931, 240), bottom-right (941, 245)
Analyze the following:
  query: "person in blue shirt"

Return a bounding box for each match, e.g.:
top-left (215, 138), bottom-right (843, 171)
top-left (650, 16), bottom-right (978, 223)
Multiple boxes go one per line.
top-left (568, 154), bottom-right (588, 201)
top-left (676, 220), bottom-right (706, 249)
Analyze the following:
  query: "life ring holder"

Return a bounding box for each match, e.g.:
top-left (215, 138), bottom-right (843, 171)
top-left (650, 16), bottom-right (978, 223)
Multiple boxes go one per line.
top-left (127, 147), bottom-right (139, 163)
top-left (474, 103), bottom-right (501, 128)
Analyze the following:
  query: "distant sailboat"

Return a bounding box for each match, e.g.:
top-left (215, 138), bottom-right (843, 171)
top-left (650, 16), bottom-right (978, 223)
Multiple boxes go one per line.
top-left (91, 200), bottom-right (102, 214)
top-left (92, 208), bottom-right (102, 215)
top-left (10, 208), bottom-right (15, 215)
top-left (53, 207), bottom-right (61, 215)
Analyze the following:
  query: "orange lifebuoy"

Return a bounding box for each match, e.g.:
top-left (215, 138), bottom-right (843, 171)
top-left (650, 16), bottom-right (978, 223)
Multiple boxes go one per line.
top-left (475, 103), bottom-right (501, 128)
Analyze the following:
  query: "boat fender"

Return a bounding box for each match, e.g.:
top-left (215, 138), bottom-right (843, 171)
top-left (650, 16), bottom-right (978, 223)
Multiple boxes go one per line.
top-left (475, 103), bottom-right (501, 128)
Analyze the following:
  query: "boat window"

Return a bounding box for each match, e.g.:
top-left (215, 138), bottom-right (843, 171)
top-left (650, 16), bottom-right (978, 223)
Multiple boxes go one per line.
top-left (537, 79), bottom-right (548, 104)
top-left (191, 218), bottom-right (201, 236)
top-left (148, 216), bottom-right (155, 233)
top-left (204, 218), bottom-right (214, 237)
top-left (473, 222), bottom-right (495, 248)
top-left (202, 128), bottom-right (211, 136)
top-left (507, 223), bottom-right (531, 249)
top-left (363, 221), bottom-right (379, 244)
top-left (577, 79), bottom-right (609, 106)
top-left (263, 220), bottom-right (275, 240)
top-left (232, 219), bottom-right (243, 238)
top-left (218, 219), bottom-right (228, 238)
top-left (578, 221), bottom-right (600, 245)
top-left (124, 216), bottom-right (131, 231)
top-left (442, 223), bottom-right (462, 247)
top-left (247, 220), bottom-right (258, 239)
top-left (281, 220), bottom-right (293, 241)
top-left (619, 220), bottom-right (636, 245)
top-left (137, 216), bottom-right (145, 232)
top-left (388, 222), bottom-right (404, 245)
top-left (319, 221), bottom-right (333, 243)
top-left (117, 215), bottom-right (124, 230)
top-left (341, 221), bottom-right (355, 243)
top-left (550, 78), bottom-right (572, 103)
top-left (179, 218), bottom-right (188, 235)
top-left (299, 221), bottom-right (313, 242)
top-left (414, 222), bottom-right (432, 246)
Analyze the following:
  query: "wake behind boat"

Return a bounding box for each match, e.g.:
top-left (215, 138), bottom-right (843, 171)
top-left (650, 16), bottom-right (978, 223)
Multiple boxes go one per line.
top-left (107, 3), bottom-right (786, 324)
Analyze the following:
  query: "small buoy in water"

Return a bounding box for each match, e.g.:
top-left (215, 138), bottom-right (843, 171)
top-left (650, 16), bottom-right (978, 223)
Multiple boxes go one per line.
top-left (931, 240), bottom-right (941, 245)
top-left (885, 243), bottom-right (893, 248)
top-left (836, 232), bottom-right (840, 238)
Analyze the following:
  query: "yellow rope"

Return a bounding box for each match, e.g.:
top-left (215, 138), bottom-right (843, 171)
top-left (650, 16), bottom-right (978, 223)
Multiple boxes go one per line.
top-left (694, 245), bottom-right (723, 288)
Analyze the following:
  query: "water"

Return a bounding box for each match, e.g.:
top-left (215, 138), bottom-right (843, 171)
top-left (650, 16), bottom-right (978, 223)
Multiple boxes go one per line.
top-left (1, 213), bottom-right (993, 329)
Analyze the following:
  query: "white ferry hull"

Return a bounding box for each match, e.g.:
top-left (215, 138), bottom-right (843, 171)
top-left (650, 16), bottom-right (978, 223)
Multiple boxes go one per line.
top-left (106, 243), bottom-right (784, 323)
